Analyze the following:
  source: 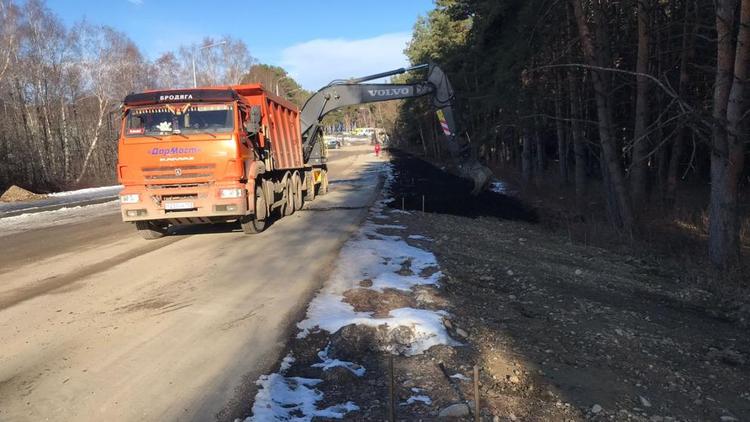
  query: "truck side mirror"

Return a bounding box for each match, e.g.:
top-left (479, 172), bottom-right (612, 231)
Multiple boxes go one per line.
top-left (244, 105), bottom-right (261, 136)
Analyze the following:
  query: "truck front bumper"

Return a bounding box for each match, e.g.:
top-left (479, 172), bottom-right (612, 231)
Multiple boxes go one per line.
top-left (119, 183), bottom-right (249, 223)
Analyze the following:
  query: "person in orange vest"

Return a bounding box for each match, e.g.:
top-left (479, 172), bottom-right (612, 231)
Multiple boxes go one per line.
top-left (374, 141), bottom-right (381, 157)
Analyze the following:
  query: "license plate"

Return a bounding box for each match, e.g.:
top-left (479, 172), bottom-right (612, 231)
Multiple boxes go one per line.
top-left (165, 201), bottom-right (194, 210)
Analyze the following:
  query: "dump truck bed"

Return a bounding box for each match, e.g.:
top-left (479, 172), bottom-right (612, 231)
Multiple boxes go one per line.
top-left (232, 84), bottom-right (304, 170)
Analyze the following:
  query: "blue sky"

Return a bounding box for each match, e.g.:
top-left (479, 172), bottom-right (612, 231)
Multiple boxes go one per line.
top-left (46, 0), bottom-right (434, 89)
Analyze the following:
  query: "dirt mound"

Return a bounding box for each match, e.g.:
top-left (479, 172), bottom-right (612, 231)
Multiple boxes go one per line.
top-left (328, 323), bottom-right (421, 358)
top-left (343, 288), bottom-right (417, 317)
top-left (0, 185), bottom-right (46, 202)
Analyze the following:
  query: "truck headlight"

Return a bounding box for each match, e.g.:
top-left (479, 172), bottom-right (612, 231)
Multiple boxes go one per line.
top-left (219, 188), bottom-right (243, 199)
top-left (120, 194), bottom-right (140, 204)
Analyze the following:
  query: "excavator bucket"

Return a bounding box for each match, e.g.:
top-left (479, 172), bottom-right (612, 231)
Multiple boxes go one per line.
top-left (435, 108), bottom-right (493, 194)
top-left (460, 159), bottom-right (493, 195)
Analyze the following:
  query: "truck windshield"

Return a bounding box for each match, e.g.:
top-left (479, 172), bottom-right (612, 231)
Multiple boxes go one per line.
top-left (126, 103), bottom-right (234, 136)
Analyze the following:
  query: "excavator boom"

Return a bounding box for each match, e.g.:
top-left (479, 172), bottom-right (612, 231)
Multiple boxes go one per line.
top-left (300, 64), bottom-right (492, 194)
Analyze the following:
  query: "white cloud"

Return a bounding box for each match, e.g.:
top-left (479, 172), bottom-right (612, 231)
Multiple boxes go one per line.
top-left (127, 0), bottom-right (143, 5)
top-left (280, 32), bottom-right (412, 90)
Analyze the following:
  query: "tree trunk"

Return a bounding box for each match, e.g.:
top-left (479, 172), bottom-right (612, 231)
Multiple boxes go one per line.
top-left (568, 70), bottom-right (587, 207)
top-left (76, 96), bottom-right (107, 185)
top-left (554, 75), bottom-right (569, 185)
top-left (571, 0), bottom-right (634, 231)
top-left (534, 122), bottom-right (545, 188)
top-left (708, 0), bottom-right (748, 270)
top-left (0, 1), bottom-right (14, 84)
top-left (16, 78), bottom-right (48, 184)
top-left (522, 127), bottom-right (532, 183)
top-left (60, 96), bottom-right (71, 182)
top-left (630, 0), bottom-right (651, 210)
top-left (567, 3), bottom-right (586, 207)
top-left (666, 0), bottom-right (694, 206)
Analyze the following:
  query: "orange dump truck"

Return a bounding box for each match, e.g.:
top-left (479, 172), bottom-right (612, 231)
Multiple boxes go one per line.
top-left (117, 85), bottom-right (328, 239)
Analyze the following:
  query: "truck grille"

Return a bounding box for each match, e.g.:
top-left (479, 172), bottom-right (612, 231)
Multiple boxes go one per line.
top-left (161, 194), bottom-right (199, 201)
top-left (145, 183), bottom-right (209, 189)
top-left (141, 164), bottom-right (216, 182)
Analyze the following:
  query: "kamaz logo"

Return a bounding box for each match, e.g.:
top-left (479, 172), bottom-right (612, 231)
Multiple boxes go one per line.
top-left (367, 87), bottom-right (411, 97)
top-left (159, 94), bottom-right (193, 102)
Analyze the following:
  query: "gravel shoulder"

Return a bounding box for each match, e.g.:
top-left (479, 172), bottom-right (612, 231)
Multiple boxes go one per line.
top-left (258, 151), bottom-right (749, 421)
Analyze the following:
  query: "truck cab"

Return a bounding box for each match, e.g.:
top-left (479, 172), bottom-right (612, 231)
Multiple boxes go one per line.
top-left (116, 87), bottom-right (252, 237)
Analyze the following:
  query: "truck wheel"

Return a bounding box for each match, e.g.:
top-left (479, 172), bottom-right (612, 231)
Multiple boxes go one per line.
top-left (318, 169), bottom-right (329, 195)
top-left (293, 173), bottom-right (303, 210)
top-left (283, 176), bottom-right (295, 216)
top-left (135, 221), bottom-right (167, 240)
top-left (241, 186), bottom-right (267, 234)
top-left (304, 171), bottom-right (316, 202)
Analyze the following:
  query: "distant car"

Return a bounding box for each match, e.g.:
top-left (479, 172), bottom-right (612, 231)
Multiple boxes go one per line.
top-left (326, 138), bottom-right (342, 149)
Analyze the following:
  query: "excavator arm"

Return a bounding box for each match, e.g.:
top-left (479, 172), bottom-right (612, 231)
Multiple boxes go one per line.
top-left (299, 64), bottom-right (492, 194)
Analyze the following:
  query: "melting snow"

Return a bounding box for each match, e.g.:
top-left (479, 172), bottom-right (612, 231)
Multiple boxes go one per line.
top-left (450, 373), bottom-right (471, 381)
top-left (278, 354), bottom-right (295, 372)
top-left (408, 234), bottom-right (433, 241)
top-left (47, 185), bottom-right (122, 197)
top-left (249, 374), bottom-right (359, 421)
top-left (248, 354), bottom-right (360, 421)
top-left (0, 200), bottom-right (120, 236)
top-left (297, 221), bottom-right (457, 355)
top-left (371, 223), bottom-right (406, 230)
top-left (489, 181), bottom-right (506, 194)
top-left (313, 346), bottom-right (366, 377)
top-left (0, 184), bottom-right (122, 235)
top-left (297, 161), bottom-right (457, 355)
top-left (401, 395), bottom-right (432, 406)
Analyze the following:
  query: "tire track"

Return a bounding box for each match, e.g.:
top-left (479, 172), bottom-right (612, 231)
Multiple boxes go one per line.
top-left (0, 235), bottom-right (186, 311)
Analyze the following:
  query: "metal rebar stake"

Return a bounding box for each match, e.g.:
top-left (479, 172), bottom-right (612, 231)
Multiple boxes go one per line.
top-left (474, 365), bottom-right (480, 422)
top-left (389, 355), bottom-right (396, 422)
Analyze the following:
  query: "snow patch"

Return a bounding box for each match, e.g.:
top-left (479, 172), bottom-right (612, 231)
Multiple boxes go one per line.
top-left (0, 200), bottom-right (120, 236)
top-left (47, 185), bottom-right (122, 197)
top-left (313, 346), bottom-right (366, 377)
top-left (408, 234), bottom-right (433, 241)
top-left (297, 221), bottom-right (457, 355)
top-left (249, 374), bottom-right (359, 421)
top-left (401, 395), bottom-right (432, 406)
top-left (371, 223), bottom-right (406, 230)
top-left (248, 353), bottom-right (359, 421)
top-left (450, 373), bottom-right (471, 381)
top-left (369, 270), bottom-right (443, 292)
top-left (489, 180), bottom-right (515, 195)
top-left (489, 181), bottom-right (506, 194)
top-left (279, 354), bottom-right (295, 373)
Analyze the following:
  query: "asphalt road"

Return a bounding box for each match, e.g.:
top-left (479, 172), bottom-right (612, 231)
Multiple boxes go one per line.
top-left (0, 146), bottom-right (384, 421)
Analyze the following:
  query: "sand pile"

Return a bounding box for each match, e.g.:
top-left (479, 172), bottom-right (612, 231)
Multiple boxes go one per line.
top-left (0, 185), bottom-right (46, 202)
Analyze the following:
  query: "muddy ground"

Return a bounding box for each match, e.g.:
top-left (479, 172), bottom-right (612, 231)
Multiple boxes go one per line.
top-left (268, 150), bottom-right (749, 421)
